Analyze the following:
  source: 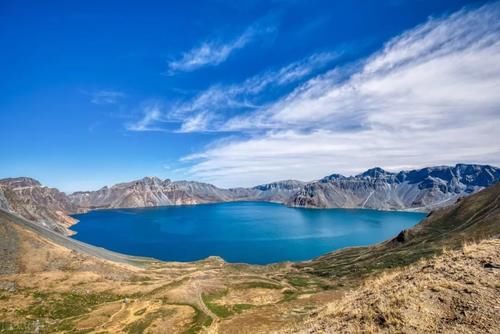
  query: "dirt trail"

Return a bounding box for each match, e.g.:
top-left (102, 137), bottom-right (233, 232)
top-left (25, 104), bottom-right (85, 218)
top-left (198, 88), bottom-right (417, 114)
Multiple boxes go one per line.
top-left (97, 301), bottom-right (127, 330)
top-left (184, 279), bottom-right (219, 333)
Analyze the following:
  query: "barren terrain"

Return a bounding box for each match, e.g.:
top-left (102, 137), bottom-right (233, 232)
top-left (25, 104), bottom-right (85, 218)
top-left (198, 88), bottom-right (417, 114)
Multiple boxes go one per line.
top-left (0, 184), bottom-right (499, 333)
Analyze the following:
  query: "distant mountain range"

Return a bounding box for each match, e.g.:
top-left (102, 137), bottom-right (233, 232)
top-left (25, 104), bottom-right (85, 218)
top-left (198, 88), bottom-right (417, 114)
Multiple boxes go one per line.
top-left (0, 164), bottom-right (498, 235)
top-left (289, 164), bottom-right (500, 210)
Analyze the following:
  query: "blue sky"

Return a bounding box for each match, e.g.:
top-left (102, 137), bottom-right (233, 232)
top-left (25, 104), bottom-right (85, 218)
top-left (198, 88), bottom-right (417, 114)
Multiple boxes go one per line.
top-left (1, 0), bottom-right (499, 192)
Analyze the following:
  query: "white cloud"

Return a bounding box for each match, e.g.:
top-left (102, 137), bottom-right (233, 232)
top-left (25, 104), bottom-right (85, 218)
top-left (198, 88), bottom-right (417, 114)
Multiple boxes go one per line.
top-left (126, 103), bottom-right (165, 132)
top-left (167, 24), bottom-right (274, 74)
top-left (169, 51), bottom-right (339, 132)
top-left (182, 2), bottom-right (500, 187)
top-left (126, 51), bottom-right (338, 133)
top-left (178, 112), bottom-right (213, 133)
top-left (183, 125), bottom-right (500, 187)
top-left (90, 90), bottom-right (125, 105)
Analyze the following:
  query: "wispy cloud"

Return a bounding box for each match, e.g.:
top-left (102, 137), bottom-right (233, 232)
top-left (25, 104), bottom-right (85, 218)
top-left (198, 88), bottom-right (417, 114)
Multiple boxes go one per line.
top-left (167, 23), bottom-right (274, 74)
top-left (182, 2), bottom-right (500, 187)
top-left (126, 102), bottom-right (165, 132)
top-left (126, 51), bottom-right (338, 133)
top-left (178, 112), bottom-right (213, 133)
top-left (169, 51), bottom-right (339, 132)
top-left (89, 90), bottom-right (125, 105)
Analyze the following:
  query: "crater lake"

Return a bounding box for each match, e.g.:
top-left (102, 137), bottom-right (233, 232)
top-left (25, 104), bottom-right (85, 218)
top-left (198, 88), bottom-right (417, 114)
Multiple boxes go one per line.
top-left (71, 201), bottom-right (425, 264)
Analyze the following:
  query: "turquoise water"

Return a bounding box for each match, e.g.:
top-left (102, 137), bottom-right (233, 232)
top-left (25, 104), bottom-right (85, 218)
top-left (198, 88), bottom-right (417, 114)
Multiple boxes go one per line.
top-left (71, 202), bottom-right (424, 264)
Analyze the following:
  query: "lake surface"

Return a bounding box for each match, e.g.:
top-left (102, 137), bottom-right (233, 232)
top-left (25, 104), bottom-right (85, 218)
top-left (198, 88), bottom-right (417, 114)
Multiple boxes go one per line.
top-left (71, 202), bottom-right (424, 264)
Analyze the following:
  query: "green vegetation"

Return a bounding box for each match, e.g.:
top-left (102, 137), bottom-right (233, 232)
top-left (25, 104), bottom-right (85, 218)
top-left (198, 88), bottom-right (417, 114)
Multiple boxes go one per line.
top-left (0, 321), bottom-right (27, 334)
top-left (21, 291), bottom-right (122, 320)
top-left (297, 183), bottom-right (500, 287)
top-left (233, 304), bottom-right (253, 313)
top-left (202, 289), bottom-right (258, 319)
top-left (125, 308), bottom-right (174, 334)
top-left (133, 308), bottom-right (147, 316)
top-left (286, 275), bottom-right (331, 292)
top-left (0, 319), bottom-right (92, 334)
top-left (10, 292), bottom-right (123, 334)
top-left (13, 291), bottom-right (123, 333)
top-left (287, 277), bottom-right (311, 287)
top-left (184, 304), bottom-right (212, 334)
top-left (202, 290), bottom-right (233, 318)
top-left (281, 290), bottom-right (299, 302)
top-left (235, 281), bottom-right (281, 289)
top-left (48, 319), bottom-right (74, 332)
top-left (144, 277), bottom-right (189, 297)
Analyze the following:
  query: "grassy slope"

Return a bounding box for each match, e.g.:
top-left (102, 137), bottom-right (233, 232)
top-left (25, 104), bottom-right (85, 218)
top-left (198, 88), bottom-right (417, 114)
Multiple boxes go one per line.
top-left (296, 183), bottom-right (500, 285)
top-left (286, 238), bottom-right (500, 333)
top-left (1, 183), bottom-right (498, 333)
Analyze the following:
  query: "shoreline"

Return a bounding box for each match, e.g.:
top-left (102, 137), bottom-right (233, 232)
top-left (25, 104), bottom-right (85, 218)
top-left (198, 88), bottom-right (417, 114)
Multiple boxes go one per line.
top-left (67, 202), bottom-right (425, 266)
top-left (69, 198), bottom-right (432, 216)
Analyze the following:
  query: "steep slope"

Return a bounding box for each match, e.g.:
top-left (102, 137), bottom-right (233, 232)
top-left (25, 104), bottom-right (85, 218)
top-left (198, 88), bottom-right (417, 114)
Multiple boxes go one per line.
top-left (1, 181), bottom-right (498, 333)
top-left (247, 180), bottom-right (306, 202)
top-left (68, 164), bottom-right (500, 211)
top-left (69, 177), bottom-right (237, 210)
top-left (0, 178), bottom-right (79, 235)
top-left (0, 205), bottom-right (311, 334)
top-left (69, 177), bottom-right (305, 210)
top-left (285, 239), bottom-right (500, 333)
top-left (295, 182), bottom-right (500, 284)
top-left (0, 209), bottom-right (154, 267)
top-left (68, 164), bottom-right (499, 211)
top-left (289, 164), bottom-right (500, 210)
top-left (1, 164), bottom-right (498, 236)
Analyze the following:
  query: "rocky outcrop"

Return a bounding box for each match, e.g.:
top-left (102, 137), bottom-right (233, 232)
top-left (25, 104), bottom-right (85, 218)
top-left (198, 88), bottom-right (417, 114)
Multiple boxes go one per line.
top-left (237, 180), bottom-right (306, 203)
top-left (69, 176), bottom-right (237, 210)
top-left (0, 177), bottom-right (78, 235)
top-left (69, 177), bottom-right (306, 209)
top-left (1, 164), bottom-right (498, 235)
top-left (67, 164), bottom-right (499, 212)
top-left (288, 164), bottom-right (500, 210)
top-left (289, 183), bottom-right (500, 333)
top-left (1, 173), bottom-right (498, 334)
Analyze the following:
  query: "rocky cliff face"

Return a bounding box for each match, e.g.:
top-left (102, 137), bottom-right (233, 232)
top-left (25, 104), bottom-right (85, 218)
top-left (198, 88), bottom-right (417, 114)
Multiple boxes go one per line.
top-left (288, 164), bottom-right (500, 210)
top-left (68, 177), bottom-right (307, 209)
top-left (67, 164), bottom-right (498, 212)
top-left (69, 176), bottom-right (238, 209)
top-left (247, 180), bottom-right (306, 202)
top-left (1, 164), bottom-right (498, 235)
top-left (0, 177), bottom-right (78, 235)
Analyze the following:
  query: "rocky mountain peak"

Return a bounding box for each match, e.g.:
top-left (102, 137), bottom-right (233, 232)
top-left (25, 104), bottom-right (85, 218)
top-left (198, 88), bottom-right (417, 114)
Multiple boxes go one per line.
top-left (357, 167), bottom-right (393, 179)
top-left (320, 173), bottom-right (346, 182)
top-left (1, 163), bottom-right (498, 237)
top-left (0, 177), bottom-right (42, 188)
top-left (254, 180), bottom-right (304, 191)
top-left (453, 164), bottom-right (500, 187)
top-left (139, 176), bottom-right (163, 184)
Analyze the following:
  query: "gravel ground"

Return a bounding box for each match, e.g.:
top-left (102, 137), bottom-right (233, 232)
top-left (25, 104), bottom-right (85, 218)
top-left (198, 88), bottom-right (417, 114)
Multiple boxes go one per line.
top-left (0, 208), bottom-right (155, 268)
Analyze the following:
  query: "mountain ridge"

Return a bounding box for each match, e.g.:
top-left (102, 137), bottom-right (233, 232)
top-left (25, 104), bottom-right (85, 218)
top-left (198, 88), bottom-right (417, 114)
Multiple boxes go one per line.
top-left (0, 177), bottom-right (79, 235)
top-left (0, 173), bottom-right (498, 333)
top-left (0, 163), bottom-right (498, 235)
top-left (290, 164), bottom-right (500, 210)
